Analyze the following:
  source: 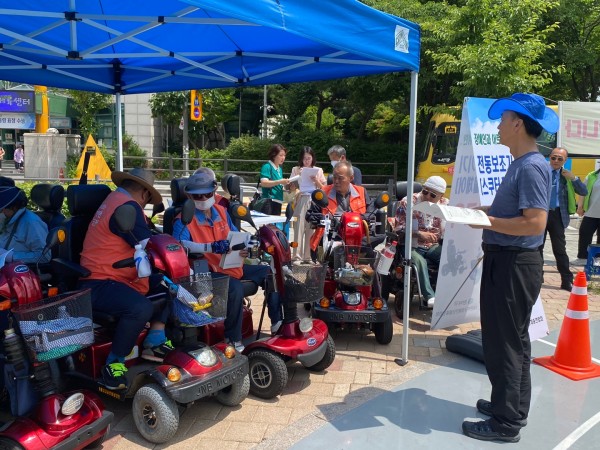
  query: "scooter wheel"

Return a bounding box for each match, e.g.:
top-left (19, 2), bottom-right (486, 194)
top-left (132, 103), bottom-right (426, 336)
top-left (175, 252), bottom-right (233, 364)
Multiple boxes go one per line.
top-left (216, 374), bottom-right (250, 406)
top-left (304, 334), bottom-right (336, 372)
top-left (0, 437), bottom-right (24, 450)
top-left (132, 384), bottom-right (179, 444)
top-left (394, 290), bottom-right (404, 319)
top-left (248, 349), bottom-right (288, 399)
top-left (373, 315), bottom-right (393, 345)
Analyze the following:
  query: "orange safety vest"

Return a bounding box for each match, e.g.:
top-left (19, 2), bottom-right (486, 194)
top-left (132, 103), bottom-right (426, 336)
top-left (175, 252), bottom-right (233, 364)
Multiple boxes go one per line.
top-left (310, 184), bottom-right (367, 250)
top-left (80, 191), bottom-right (149, 295)
top-left (181, 205), bottom-right (243, 279)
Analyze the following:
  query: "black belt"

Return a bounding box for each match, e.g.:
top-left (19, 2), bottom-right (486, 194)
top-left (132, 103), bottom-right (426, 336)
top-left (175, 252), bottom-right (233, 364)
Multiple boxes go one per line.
top-left (549, 207), bottom-right (561, 212)
top-left (482, 244), bottom-right (539, 253)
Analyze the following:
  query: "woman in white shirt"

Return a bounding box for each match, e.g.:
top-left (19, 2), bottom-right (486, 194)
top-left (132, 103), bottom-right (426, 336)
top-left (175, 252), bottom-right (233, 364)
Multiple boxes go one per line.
top-left (289, 147), bottom-right (326, 262)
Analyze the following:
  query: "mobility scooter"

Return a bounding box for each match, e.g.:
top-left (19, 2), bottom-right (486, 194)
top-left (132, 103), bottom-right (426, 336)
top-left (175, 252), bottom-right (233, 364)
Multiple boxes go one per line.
top-left (309, 189), bottom-right (393, 344)
top-left (50, 184), bottom-right (249, 444)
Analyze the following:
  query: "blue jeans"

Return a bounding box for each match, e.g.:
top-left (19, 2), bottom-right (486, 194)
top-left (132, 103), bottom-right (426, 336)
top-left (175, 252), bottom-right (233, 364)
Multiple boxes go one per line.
top-left (225, 265), bottom-right (282, 341)
top-left (80, 279), bottom-right (169, 358)
top-left (411, 244), bottom-right (441, 300)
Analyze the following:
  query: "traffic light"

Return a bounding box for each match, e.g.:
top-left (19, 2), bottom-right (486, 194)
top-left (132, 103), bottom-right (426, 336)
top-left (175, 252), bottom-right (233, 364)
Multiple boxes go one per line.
top-left (190, 90), bottom-right (202, 121)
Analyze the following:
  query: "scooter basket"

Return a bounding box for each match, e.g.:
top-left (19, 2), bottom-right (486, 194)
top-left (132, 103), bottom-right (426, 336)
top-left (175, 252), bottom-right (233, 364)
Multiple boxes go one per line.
top-left (282, 264), bottom-right (327, 303)
top-left (173, 273), bottom-right (229, 326)
top-left (332, 245), bottom-right (376, 286)
top-left (11, 289), bottom-right (94, 362)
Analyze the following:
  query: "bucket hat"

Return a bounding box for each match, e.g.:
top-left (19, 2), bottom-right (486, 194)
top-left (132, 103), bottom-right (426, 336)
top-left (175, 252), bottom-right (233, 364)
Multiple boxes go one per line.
top-left (111, 168), bottom-right (162, 205)
top-left (488, 93), bottom-right (559, 133)
top-left (423, 176), bottom-right (447, 194)
top-left (0, 187), bottom-right (23, 210)
top-left (185, 169), bottom-right (218, 195)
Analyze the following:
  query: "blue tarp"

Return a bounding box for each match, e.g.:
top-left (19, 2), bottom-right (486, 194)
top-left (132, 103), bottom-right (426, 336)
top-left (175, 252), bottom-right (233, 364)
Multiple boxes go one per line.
top-left (0, 0), bottom-right (420, 93)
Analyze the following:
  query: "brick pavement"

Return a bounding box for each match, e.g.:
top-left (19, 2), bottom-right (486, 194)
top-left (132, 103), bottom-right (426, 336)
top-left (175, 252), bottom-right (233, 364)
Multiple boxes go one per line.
top-left (99, 225), bottom-right (600, 450)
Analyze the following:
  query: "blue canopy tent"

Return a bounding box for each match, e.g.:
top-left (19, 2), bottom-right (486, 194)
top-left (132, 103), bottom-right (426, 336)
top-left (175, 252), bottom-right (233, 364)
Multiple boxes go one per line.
top-left (0, 0), bottom-right (421, 364)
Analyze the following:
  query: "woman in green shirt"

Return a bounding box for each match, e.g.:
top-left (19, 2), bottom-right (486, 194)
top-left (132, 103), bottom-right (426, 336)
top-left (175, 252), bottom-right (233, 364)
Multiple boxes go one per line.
top-left (259, 143), bottom-right (290, 215)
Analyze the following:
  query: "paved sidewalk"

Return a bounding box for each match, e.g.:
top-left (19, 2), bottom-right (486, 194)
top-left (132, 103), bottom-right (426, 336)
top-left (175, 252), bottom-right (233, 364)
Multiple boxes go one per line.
top-left (100, 225), bottom-right (599, 449)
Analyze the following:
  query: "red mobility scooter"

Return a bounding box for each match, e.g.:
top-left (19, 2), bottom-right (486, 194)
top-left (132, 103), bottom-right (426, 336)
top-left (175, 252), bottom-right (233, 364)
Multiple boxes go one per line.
top-left (50, 185), bottom-right (249, 444)
top-left (309, 189), bottom-right (393, 344)
top-left (0, 246), bottom-right (112, 449)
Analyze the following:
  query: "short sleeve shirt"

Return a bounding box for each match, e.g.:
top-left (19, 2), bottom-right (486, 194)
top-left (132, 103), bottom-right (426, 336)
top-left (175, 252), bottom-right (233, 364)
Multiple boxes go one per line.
top-left (260, 161), bottom-right (283, 201)
top-left (483, 152), bottom-right (551, 248)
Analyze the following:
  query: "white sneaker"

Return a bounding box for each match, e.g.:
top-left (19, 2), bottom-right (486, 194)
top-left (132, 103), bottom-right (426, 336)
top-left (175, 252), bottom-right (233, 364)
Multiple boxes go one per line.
top-left (570, 258), bottom-right (588, 266)
top-left (270, 320), bottom-right (282, 335)
top-left (427, 297), bottom-right (435, 308)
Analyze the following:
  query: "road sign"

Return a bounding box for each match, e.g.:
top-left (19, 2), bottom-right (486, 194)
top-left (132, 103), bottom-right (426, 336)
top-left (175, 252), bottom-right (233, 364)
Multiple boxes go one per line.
top-left (190, 90), bottom-right (203, 121)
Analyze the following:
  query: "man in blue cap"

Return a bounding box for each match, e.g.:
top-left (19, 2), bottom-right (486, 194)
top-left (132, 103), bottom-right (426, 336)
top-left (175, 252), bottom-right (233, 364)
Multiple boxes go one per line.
top-left (463, 93), bottom-right (557, 443)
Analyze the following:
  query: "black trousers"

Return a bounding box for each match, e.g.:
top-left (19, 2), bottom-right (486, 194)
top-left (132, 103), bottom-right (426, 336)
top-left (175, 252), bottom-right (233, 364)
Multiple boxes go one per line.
top-left (577, 216), bottom-right (600, 259)
top-left (542, 209), bottom-right (572, 283)
top-left (480, 249), bottom-right (542, 434)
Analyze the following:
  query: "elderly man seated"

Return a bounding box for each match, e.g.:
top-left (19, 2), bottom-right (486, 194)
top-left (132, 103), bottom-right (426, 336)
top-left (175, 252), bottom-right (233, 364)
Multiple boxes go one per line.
top-left (172, 168), bottom-right (282, 352)
top-left (394, 176), bottom-right (449, 308)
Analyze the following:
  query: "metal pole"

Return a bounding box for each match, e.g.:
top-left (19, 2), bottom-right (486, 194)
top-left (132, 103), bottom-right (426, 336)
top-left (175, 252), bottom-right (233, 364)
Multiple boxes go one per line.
top-left (183, 102), bottom-right (189, 175)
top-left (116, 93), bottom-right (123, 171)
top-left (263, 85), bottom-right (268, 139)
top-left (238, 89), bottom-right (243, 138)
top-left (396, 71), bottom-right (419, 367)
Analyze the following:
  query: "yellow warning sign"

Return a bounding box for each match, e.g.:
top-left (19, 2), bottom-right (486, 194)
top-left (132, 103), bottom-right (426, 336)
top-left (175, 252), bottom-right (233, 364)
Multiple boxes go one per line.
top-left (75, 135), bottom-right (112, 182)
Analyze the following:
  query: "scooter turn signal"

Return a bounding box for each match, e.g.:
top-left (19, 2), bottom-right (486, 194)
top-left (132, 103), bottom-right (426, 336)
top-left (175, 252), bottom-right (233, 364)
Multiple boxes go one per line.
top-left (319, 297), bottom-right (330, 308)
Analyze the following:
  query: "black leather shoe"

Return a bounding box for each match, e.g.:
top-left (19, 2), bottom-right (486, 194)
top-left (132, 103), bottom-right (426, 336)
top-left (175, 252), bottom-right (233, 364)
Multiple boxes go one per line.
top-left (476, 399), bottom-right (527, 426)
top-left (462, 419), bottom-right (520, 443)
top-left (560, 281), bottom-right (573, 292)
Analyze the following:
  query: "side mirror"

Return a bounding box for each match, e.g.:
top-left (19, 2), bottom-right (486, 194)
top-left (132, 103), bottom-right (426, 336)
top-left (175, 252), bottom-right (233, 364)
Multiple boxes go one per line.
top-left (228, 201), bottom-right (256, 229)
top-left (152, 202), bottom-right (165, 217)
top-left (113, 204), bottom-right (137, 233)
top-left (311, 189), bottom-right (329, 209)
top-left (46, 227), bottom-right (66, 249)
top-left (181, 199), bottom-right (195, 226)
top-left (374, 192), bottom-right (391, 209)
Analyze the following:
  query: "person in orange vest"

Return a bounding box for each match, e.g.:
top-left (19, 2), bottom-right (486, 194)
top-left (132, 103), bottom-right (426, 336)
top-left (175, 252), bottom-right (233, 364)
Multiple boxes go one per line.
top-left (79, 168), bottom-right (170, 391)
top-left (172, 168), bottom-right (282, 351)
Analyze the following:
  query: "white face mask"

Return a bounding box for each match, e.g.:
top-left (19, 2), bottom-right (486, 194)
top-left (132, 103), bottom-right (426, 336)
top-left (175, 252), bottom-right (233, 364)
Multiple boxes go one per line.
top-left (194, 196), bottom-right (215, 211)
top-left (331, 160), bottom-right (339, 168)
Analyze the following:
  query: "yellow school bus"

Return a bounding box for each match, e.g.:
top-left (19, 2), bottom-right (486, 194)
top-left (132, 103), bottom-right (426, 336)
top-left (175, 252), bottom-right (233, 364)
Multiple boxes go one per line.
top-left (416, 108), bottom-right (597, 199)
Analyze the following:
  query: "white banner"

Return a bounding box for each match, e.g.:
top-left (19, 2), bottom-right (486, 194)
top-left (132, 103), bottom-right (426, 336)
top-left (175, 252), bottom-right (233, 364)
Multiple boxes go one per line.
top-left (431, 97), bottom-right (549, 341)
top-left (559, 101), bottom-right (600, 156)
top-left (0, 113), bottom-right (35, 130)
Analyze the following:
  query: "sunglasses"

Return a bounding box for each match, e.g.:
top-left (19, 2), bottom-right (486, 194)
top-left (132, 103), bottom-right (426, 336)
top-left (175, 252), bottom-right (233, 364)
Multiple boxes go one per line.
top-left (191, 192), bottom-right (214, 200)
top-left (421, 189), bottom-right (438, 199)
top-left (550, 156), bottom-right (564, 162)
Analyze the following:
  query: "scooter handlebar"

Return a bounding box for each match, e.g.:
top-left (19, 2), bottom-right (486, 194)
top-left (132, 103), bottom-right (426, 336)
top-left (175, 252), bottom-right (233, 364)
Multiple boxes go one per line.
top-left (112, 257), bottom-right (135, 269)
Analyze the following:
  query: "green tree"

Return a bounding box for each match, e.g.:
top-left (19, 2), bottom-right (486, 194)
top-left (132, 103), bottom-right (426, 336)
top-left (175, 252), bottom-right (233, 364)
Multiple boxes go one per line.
top-left (68, 90), bottom-right (112, 138)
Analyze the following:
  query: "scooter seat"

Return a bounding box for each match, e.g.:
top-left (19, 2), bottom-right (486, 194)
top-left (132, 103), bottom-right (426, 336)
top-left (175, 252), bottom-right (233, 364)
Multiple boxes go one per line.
top-left (92, 293), bottom-right (168, 328)
top-left (241, 279), bottom-right (259, 297)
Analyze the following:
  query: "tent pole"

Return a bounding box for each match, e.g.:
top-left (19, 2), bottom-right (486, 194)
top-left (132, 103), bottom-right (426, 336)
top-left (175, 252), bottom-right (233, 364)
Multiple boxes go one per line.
top-left (116, 93), bottom-right (123, 172)
top-left (396, 70), bottom-right (418, 367)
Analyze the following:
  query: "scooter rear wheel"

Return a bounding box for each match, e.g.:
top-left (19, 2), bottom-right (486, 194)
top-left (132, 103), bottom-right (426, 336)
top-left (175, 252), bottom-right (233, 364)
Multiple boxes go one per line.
top-left (215, 374), bottom-right (250, 406)
top-left (304, 335), bottom-right (336, 372)
top-left (373, 315), bottom-right (393, 345)
top-left (132, 384), bottom-right (179, 444)
top-left (248, 349), bottom-right (288, 399)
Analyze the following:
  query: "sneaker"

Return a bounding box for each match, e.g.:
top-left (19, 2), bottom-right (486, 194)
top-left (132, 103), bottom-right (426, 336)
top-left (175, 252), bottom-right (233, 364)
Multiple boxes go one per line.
top-left (570, 258), bottom-right (587, 266)
top-left (270, 320), bottom-right (282, 335)
top-left (100, 362), bottom-right (128, 390)
top-left (462, 419), bottom-right (520, 443)
top-left (226, 339), bottom-right (245, 352)
top-left (476, 399), bottom-right (527, 426)
top-left (427, 297), bottom-right (435, 308)
top-left (142, 340), bottom-right (174, 362)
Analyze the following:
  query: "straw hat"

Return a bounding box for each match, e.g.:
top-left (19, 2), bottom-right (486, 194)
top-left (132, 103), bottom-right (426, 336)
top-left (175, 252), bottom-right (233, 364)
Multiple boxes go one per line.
top-left (111, 168), bottom-right (162, 205)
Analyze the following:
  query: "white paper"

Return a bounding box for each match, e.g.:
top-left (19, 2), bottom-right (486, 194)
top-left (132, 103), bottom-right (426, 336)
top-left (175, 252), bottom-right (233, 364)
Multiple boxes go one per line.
top-left (299, 167), bottom-right (320, 193)
top-left (220, 231), bottom-right (252, 269)
top-left (288, 175), bottom-right (301, 183)
top-left (413, 201), bottom-right (491, 226)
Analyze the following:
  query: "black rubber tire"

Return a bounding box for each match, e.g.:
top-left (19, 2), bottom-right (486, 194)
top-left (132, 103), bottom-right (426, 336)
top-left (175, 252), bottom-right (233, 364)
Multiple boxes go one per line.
top-left (394, 289), bottom-right (404, 319)
top-left (304, 334), bottom-right (336, 372)
top-left (84, 424), bottom-right (110, 449)
top-left (248, 349), bottom-right (288, 399)
top-left (0, 437), bottom-right (24, 450)
top-left (132, 384), bottom-right (179, 444)
top-left (373, 315), bottom-right (393, 345)
top-left (215, 374), bottom-right (250, 406)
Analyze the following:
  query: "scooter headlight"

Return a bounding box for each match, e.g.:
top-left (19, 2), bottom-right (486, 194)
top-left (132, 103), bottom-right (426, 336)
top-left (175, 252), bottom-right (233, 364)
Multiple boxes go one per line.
top-left (188, 347), bottom-right (218, 367)
top-left (61, 392), bottom-right (84, 416)
top-left (343, 291), bottom-right (361, 306)
top-left (299, 317), bottom-right (313, 333)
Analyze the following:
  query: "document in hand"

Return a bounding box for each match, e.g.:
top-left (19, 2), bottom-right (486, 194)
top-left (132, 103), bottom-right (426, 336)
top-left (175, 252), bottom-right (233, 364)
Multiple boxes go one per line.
top-left (412, 202), bottom-right (491, 226)
top-left (299, 167), bottom-right (320, 193)
top-left (220, 231), bottom-right (252, 269)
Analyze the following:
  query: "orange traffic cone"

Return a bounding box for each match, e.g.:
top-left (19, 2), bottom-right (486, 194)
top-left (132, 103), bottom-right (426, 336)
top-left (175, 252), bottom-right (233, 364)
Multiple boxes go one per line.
top-left (534, 272), bottom-right (600, 380)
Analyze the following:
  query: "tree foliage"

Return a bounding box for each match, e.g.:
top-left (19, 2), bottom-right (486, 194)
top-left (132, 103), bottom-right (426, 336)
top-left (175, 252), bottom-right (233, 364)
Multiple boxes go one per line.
top-left (68, 90), bottom-right (112, 138)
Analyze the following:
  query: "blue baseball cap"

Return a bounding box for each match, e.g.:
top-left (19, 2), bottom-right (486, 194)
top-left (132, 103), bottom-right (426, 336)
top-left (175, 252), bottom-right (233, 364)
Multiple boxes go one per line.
top-left (185, 169), bottom-right (218, 195)
top-left (488, 93), bottom-right (559, 134)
